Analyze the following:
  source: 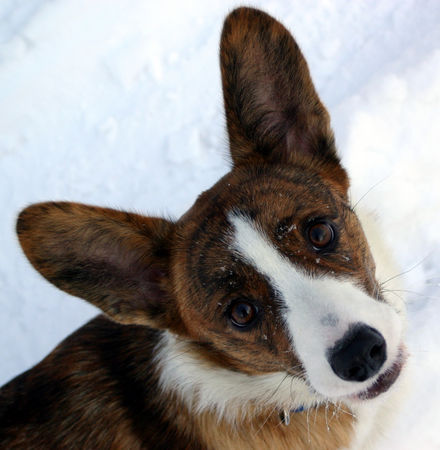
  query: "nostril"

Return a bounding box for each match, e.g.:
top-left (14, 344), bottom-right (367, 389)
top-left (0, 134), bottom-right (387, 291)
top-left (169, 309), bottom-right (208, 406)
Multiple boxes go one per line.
top-left (327, 324), bottom-right (387, 382)
top-left (369, 344), bottom-right (384, 362)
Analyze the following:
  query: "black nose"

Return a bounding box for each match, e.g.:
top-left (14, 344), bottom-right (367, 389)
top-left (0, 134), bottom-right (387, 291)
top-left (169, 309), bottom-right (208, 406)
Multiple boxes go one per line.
top-left (327, 324), bottom-right (387, 382)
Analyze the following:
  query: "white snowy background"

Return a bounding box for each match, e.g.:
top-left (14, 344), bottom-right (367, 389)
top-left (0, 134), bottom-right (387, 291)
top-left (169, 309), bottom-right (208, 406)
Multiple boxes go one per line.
top-left (1, 1), bottom-right (439, 448)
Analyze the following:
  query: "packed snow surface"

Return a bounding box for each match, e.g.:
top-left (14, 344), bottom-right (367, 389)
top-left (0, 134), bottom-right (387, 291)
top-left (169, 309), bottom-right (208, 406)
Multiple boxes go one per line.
top-left (1, 1), bottom-right (439, 448)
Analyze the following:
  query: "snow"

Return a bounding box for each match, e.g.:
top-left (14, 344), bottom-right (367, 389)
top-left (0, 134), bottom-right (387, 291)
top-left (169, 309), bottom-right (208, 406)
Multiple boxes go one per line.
top-left (1, 0), bottom-right (439, 448)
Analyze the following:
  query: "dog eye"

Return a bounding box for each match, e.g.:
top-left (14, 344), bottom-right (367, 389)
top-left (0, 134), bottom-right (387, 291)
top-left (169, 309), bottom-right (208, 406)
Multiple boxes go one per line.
top-left (229, 301), bottom-right (258, 328)
top-left (307, 221), bottom-right (335, 250)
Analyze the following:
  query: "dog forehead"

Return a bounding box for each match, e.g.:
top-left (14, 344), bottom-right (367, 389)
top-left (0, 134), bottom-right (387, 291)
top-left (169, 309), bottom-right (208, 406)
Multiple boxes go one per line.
top-left (175, 164), bottom-right (378, 304)
top-left (177, 169), bottom-right (338, 290)
top-left (175, 164), bottom-right (359, 277)
top-left (181, 165), bottom-right (342, 229)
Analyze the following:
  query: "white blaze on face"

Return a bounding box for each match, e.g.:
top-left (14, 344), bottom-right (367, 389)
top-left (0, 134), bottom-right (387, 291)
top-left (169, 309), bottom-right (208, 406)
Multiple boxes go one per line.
top-left (229, 214), bottom-right (404, 398)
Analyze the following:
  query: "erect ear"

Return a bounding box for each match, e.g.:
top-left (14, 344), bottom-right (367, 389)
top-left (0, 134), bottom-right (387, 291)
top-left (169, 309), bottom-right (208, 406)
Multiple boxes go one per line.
top-left (220, 7), bottom-right (348, 191)
top-left (16, 202), bottom-right (182, 331)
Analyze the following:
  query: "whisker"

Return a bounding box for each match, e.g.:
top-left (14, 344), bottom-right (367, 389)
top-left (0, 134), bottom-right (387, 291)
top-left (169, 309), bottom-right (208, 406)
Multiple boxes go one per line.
top-left (314, 403), bottom-right (319, 425)
top-left (328, 402), bottom-right (339, 425)
top-left (254, 372), bottom-right (290, 436)
top-left (336, 406), bottom-right (357, 419)
top-left (331, 402), bottom-right (340, 423)
top-left (381, 254), bottom-right (432, 286)
top-left (384, 290), bottom-right (406, 303)
top-left (289, 375), bottom-right (295, 405)
top-left (324, 401), bottom-right (330, 432)
top-left (306, 405), bottom-right (312, 444)
top-left (383, 288), bottom-right (440, 301)
top-left (351, 176), bottom-right (389, 211)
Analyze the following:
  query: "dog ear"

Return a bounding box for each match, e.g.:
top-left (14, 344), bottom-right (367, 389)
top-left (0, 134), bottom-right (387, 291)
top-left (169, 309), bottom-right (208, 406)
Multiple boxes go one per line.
top-left (16, 202), bottom-right (182, 331)
top-left (220, 7), bottom-right (348, 191)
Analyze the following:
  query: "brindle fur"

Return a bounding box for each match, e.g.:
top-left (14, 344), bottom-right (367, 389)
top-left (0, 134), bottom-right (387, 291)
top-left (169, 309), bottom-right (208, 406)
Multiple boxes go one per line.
top-left (1, 7), bottom-right (381, 449)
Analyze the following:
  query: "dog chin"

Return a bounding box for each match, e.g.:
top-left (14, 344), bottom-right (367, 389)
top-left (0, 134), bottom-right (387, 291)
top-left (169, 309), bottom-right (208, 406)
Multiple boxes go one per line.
top-left (347, 345), bottom-right (407, 402)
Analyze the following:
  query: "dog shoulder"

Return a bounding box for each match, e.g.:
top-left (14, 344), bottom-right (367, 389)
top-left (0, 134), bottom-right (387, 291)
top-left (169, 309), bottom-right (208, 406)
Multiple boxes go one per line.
top-left (0, 316), bottom-right (201, 448)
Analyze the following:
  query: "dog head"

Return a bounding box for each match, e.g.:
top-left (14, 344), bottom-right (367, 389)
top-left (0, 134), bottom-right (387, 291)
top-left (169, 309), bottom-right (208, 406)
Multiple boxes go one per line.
top-left (17, 7), bottom-right (406, 418)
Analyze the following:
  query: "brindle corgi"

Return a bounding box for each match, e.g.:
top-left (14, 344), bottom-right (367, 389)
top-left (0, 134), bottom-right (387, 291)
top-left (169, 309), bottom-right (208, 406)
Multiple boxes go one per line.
top-left (0, 7), bottom-right (407, 449)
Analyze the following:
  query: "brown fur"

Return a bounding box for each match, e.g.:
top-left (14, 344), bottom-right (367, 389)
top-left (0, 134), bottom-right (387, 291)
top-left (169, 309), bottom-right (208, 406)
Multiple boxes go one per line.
top-left (0, 7), bottom-right (387, 449)
top-left (193, 406), bottom-right (353, 450)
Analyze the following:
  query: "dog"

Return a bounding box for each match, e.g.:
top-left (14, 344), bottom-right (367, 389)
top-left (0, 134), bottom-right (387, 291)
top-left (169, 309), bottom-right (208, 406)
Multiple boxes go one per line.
top-left (0, 7), bottom-right (408, 449)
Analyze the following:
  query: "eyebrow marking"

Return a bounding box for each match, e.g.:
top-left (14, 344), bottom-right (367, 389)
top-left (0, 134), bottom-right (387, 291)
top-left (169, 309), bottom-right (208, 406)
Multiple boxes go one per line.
top-left (228, 213), bottom-right (299, 292)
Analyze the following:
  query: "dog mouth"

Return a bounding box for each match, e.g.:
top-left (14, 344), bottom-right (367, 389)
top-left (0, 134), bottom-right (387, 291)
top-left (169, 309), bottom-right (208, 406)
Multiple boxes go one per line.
top-left (350, 346), bottom-right (407, 401)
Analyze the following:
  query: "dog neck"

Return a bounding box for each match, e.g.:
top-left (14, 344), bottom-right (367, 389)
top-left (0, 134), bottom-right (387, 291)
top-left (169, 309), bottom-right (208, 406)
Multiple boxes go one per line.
top-left (154, 331), bottom-right (356, 448)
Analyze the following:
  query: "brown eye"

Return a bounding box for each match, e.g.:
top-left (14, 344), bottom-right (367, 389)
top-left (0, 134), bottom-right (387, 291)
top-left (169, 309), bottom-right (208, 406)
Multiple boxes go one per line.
top-left (230, 301), bottom-right (257, 328)
top-left (307, 221), bottom-right (335, 249)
